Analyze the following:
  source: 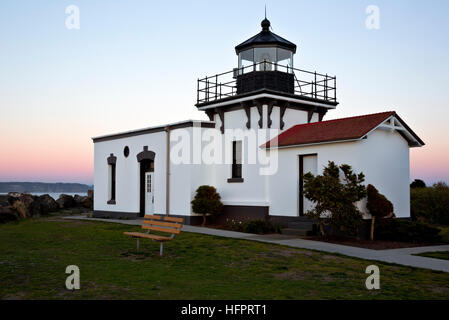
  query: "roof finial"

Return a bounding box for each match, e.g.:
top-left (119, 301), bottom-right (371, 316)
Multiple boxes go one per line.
top-left (261, 6), bottom-right (270, 32)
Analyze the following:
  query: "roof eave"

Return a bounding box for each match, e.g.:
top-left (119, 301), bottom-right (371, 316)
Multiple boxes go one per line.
top-left (261, 137), bottom-right (362, 150)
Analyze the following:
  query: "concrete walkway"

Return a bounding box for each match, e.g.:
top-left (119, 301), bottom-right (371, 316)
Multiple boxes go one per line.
top-left (63, 215), bottom-right (449, 273)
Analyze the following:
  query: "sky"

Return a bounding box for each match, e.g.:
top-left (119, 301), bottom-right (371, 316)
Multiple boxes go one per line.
top-left (0, 0), bottom-right (448, 185)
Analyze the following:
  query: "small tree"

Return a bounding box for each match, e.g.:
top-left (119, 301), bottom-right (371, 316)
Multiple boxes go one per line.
top-left (410, 179), bottom-right (426, 189)
top-left (303, 161), bottom-right (366, 237)
top-left (191, 185), bottom-right (223, 226)
top-left (366, 184), bottom-right (394, 241)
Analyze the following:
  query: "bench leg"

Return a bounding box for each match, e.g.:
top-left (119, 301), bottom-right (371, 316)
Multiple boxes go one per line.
top-left (136, 238), bottom-right (140, 251)
top-left (160, 242), bottom-right (163, 256)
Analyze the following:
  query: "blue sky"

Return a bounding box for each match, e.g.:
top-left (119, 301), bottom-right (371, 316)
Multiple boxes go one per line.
top-left (0, 0), bottom-right (448, 184)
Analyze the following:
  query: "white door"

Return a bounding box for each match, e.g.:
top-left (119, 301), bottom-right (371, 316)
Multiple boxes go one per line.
top-left (145, 172), bottom-right (154, 214)
top-left (302, 155), bottom-right (317, 215)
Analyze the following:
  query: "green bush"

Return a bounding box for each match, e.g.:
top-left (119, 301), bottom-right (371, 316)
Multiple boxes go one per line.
top-left (375, 219), bottom-right (441, 243)
top-left (191, 185), bottom-right (223, 226)
top-left (410, 179), bottom-right (426, 188)
top-left (303, 161), bottom-right (366, 237)
top-left (225, 218), bottom-right (281, 235)
top-left (410, 183), bottom-right (449, 225)
top-left (367, 185), bottom-right (393, 218)
top-left (367, 184), bottom-right (394, 240)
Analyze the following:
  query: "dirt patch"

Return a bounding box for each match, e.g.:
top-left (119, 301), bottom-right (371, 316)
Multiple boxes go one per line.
top-left (45, 218), bottom-right (90, 227)
top-left (301, 236), bottom-right (441, 250)
top-left (120, 250), bottom-right (163, 261)
top-left (275, 271), bottom-right (309, 281)
top-left (429, 286), bottom-right (449, 294)
top-left (322, 255), bottom-right (343, 261)
top-left (258, 247), bottom-right (315, 259)
top-left (2, 291), bottom-right (27, 300)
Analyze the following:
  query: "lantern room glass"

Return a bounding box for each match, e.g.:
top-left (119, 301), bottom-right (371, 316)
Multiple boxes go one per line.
top-left (238, 47), bottom-right (294, 74)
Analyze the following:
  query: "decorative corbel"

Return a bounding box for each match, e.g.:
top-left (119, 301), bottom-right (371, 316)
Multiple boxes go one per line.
top-left (205, 109), bottom-right (215, 122)
top-left (254, 99), bottom-right (263, 129)
top-left (215, 108), bottom-right (225, 134)
top-left (307, 110), bottom-right (314, 123)
top-left (241, 102), bottom-right (251, 129)
top-left (279, 102), bottom-right (288, 130)
top-left (267, 100), bottom-right (276, 128)
top-left (318, 110), bottom-right (327, 122)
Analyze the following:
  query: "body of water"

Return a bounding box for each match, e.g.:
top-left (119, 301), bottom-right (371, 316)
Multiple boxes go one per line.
top-left (0, 192), bottom-right (87, 200)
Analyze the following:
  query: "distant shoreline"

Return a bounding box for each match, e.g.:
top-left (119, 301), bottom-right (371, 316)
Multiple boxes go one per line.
top-left (0, 182), bottom-right (93, 193)
top-left (0, 192), bottom-right (88, 200)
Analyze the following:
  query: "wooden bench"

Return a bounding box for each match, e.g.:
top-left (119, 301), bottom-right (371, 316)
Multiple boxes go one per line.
top-left (124, 214), bottom-right (184, 256)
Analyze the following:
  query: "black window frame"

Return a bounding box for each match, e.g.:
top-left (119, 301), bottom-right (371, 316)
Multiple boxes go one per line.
top-left (228, 140), bottom-right (244, 183)
top-left (107, 153), bottom-right (117, 205)
top-left (110, 163), bottom-right (116, 201)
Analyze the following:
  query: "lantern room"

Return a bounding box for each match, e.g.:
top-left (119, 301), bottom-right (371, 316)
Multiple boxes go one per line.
top-left (235, 18), bottom-right (296, 73)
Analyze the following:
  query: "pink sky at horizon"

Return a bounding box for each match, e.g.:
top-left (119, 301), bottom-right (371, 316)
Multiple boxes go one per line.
top-left (0, 114), bottom-right (446, 186)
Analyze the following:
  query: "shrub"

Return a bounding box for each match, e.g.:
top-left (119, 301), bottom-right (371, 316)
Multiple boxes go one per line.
top-left (191, 185), bottom-right (223, 226)
top-left (242, 220), bottom-right (272, 234)
top-left (225, 218), bottom-right (281, 234)
top-left (366, 184), bottom-right (394, 240)
top-left (410, 179), bottom-right (426, 188)
top-left (375, 219), bottom-right (441, 243)
top-left (303, 161), bottom-right (366, 237)
top-left (410, 182), bottom-right (449, 225)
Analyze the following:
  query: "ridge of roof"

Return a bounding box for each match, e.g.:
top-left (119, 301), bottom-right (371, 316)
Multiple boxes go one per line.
top-left (261, 111), bottom-right (407, 149)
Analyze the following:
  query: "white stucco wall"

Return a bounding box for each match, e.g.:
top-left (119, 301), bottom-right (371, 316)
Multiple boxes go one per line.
top-left (94, 104), bottom-right (412, 220)
top-left (208, 104), bottom-right (315, 207)
top-left (94, 125), bottom-right (217, 217)
top-left (268, 128), bottom-right (411, 218)
top-left (94, 131), bottom-right (167, 214)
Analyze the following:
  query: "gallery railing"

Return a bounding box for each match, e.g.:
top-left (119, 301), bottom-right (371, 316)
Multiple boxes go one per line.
top-left (197, 61), bottom-right (337, 105)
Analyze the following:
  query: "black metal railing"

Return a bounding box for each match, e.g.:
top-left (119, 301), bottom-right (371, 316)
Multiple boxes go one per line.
top-left (197, 61), bottom-right (337, 105)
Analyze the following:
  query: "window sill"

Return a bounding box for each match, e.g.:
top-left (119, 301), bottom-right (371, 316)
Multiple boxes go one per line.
top-left (227, 178), bottom-right (244, 183)
top-left (107, 200), bottom-right (116, 205)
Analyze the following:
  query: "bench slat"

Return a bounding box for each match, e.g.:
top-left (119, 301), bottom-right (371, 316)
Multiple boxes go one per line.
top-left (144, 214), bottom-right (162, 220)
top-left (142, 219), bottom-right (182, 229)
top-left (141, 225), bottom-right (181, 234)
top-left (123, 232), bottom-right (172, 241)
top-left (163, 216), bottom-right (184, 223)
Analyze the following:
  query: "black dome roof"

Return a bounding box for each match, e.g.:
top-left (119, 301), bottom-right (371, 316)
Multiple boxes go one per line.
top-left (235, 19), bottom-right (297, 54)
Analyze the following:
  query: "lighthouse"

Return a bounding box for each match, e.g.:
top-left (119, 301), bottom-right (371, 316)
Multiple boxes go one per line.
top-left (92, 16), bottom-right (423, 225)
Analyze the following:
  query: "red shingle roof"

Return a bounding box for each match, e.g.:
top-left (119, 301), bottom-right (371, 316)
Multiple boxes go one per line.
top-left (262, 111), bottom-right (423, 148)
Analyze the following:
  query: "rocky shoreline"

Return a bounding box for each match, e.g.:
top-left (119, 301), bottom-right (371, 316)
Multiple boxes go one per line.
top-left (0, 191), bottom-right (93, 224)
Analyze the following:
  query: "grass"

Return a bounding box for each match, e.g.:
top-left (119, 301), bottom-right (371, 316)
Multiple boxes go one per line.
top-left (438, 226), bottom-right (449, 243)
top-left (415, 251), bottom-right (449, 261)
top-left (0, 217), bottom-right (449, 299)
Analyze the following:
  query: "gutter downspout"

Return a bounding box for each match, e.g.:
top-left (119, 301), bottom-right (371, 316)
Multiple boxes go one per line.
top-left (165, 126), bottom-right (170, 216)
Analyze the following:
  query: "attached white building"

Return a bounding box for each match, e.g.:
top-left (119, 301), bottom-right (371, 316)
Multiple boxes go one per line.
top-left (92, 18), bottom-right (424, 225)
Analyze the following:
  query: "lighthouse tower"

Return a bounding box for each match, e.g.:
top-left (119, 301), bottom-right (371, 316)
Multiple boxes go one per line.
top-left (196, 17), bottom-right (338, 133)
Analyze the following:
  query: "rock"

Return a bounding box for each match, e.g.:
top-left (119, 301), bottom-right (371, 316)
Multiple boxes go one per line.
top-left (6, 192), bottom-right (21, 205)
top-left (12, 200), bottom-right (28, 219)
top-left (0, 206), bottom-right (19, 224)
top-left (74, 195), bottom-right (93, 209)
top-left (7, 192), bottom-right (21, 198)
top-left (0, 195), bottom-right (10, 207)
top-left (18, 194), bottom-right (37, 215)
top-left (38, 194), bottom-right (59, 214)
top-left (29, 196), bottom-right (43, 216)
top-left (56, 194), bottom-right (76, 209)
top-left (81, 196), bottom-right (93, 209)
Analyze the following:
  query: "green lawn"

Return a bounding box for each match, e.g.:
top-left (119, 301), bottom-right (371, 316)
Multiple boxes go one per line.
top-left (415, 251), bottom-right (449, 261)
top-left (1, 217), bottom-right (448, 299)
